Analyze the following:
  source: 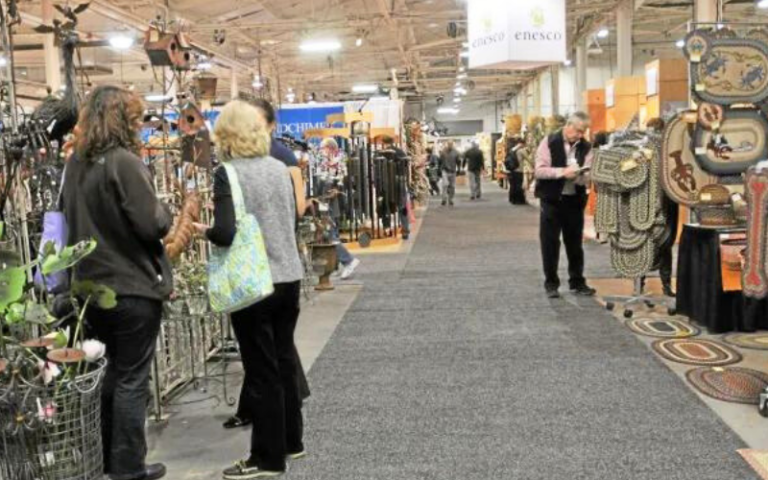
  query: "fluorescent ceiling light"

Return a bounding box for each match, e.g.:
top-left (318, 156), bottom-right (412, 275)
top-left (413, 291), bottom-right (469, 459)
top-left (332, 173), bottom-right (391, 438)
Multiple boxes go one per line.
top-left (597, 28), bottom-right (609, 38)
top-left (145, 94), bottom-right (173, 102)
top-left (109, 34), bottom-right (134, 50)
top-left (563, 59), bottom-right (572, 66)
top-left (460, 51), bottom-right (469, 58)
top-left (453, 97), bottom-right (461, 103)
top-left (459, 67), bottom-right (465, 72)
top-left (455, 81), bottom-right (461, 87)
top-left (0, 56), bottom-right (6, 67)
top-left (457, 73), bottom-right (467, 79)
top-left (300, 39), bottom-right (341, 52)
top-left (437, 107), bottom-right (459, 114)
top-left (356, 37), bottom-right (363, 47)
top-left (759, 0), bottom-right (768, 9)
top-left (428, 23), bottom-right (439, 28)
top-left (675, 39), bottom-right (685, 48)
top-left (352, 84), bottom-right (378, 93)
top-left (197, 62), bottom-right (213, 70)
top-left (462, 41), bottom-right (469, 48)
top-left (454, 87), bottom-right (467, 95)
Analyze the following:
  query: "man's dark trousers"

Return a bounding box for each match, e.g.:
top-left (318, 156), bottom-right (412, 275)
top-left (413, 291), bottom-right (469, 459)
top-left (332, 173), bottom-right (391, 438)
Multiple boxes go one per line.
top-left (539, 195), bottom-right (587, 290)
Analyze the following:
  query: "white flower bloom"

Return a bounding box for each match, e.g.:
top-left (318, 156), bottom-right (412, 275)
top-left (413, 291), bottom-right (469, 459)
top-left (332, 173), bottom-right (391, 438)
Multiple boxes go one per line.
top-left (80, 339), bottom-right (106, 362)
top-left (37, 360), bottom-right (61, 385)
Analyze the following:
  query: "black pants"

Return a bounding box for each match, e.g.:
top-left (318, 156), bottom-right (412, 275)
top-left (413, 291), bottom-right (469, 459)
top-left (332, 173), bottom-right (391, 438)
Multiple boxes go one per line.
top-left (509, 172), bottom-right (526, 205)
top-left (540, 196), bottom-right (587, 290)
top-left (87, 296), bottom-right (162, 478)
top-left (236, 346), bottom-right (310, 419)
top-left (231, 281), bottom-right (303, 472)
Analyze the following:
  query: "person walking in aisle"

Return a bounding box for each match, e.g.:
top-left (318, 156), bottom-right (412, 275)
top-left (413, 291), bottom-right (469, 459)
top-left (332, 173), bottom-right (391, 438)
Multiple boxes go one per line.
top-left (318, 138), bottom-right (360, 279)
top-left (194, 101), bottom-right (306, 479)
top-left (465, 141), bottom-right (485, 200)
top-left (439, 141), bottom-right (460, 206)
top-left (505, 138), bottom-right (526, 205)
top-left (426, 147), bottom-right (441, 196)
top-left (535, 111), bottom-right (597, 299)
top-left (63, 85), bottom-right (171, 480)
top-left (250, 99), bottom-right (298, 167)
top-left (382, 136), bottom-right (411, 240)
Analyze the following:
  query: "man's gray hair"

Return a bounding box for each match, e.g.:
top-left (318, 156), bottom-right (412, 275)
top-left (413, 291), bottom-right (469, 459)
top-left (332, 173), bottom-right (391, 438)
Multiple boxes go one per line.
top-left (566, 111), bottom-right (591, 127)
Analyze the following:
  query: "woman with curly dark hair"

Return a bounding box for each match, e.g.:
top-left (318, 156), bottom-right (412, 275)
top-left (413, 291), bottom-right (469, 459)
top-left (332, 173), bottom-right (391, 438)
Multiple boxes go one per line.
top-left (62, 85), bottom-right (171, 480)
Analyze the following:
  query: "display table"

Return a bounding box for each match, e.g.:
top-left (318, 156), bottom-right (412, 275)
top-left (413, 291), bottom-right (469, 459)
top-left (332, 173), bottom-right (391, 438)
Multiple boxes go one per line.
top-left (677, 224), bottom-right (768, 333)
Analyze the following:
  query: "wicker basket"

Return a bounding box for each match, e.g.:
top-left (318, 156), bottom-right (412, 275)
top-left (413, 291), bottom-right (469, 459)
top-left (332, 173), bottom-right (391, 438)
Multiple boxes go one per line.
top-left (0, 358), bottom-right (106, 480)
top-left (696, 205), bottom-right (738, 226)
top-left (697, 184), bottom-right (731, 205)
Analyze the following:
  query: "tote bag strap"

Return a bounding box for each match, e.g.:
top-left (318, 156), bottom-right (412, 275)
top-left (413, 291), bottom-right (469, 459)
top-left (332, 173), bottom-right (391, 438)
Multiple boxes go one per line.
top-left (222, 163), bottom-right (247, 222)
top-left (55, 164), bottom-right (68, 211)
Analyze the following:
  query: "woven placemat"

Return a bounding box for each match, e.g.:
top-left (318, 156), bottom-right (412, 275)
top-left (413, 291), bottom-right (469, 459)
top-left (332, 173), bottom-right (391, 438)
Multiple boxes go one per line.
top-left (723, 333), bottom-right (768, 351)
top-left (626, 316), bottom-right (701, 338)
top-left (652, 339), bottom-right (742, 366)
top-left (686, 367), bottom-right (768, 404)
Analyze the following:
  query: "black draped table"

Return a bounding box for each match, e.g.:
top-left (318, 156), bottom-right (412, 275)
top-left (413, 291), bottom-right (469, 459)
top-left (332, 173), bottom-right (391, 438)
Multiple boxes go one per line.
top-left (677, 224), bottom-right (768, 333)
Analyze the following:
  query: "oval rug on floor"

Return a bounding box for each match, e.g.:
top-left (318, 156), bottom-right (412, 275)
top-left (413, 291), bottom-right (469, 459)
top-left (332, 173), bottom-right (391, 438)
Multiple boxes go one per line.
top-left (626, 317), bottom-right (701, 338)
top-left (723, 333), bottom-right (768, 350)
top-left (652, 339), bottom-right (742, 366)
top-left (686, 367), bottom-right (768, 404)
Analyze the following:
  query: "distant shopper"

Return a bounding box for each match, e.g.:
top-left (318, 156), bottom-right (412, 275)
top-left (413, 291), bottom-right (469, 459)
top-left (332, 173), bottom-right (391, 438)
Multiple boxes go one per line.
top-left (196, 100), bottom-right (306, 479)
top-left (250, 98), bottom-right (298, 167)
top-left (505, 138), bottom-right (526, 205)
top-left (535, 111), bottom-right (596, 299)
top-left (63, 85), bottom-right (171, 480)
top-left (427, 147), bottom-right (440, 196)
top-left (382, 136), bottom-right (411, 240)
top-left (439, 141), bottom-right (460, 206)
top-left (318, 138), bottom-right (360, 279)
top-left (465, 142), bottom-right (485, 200)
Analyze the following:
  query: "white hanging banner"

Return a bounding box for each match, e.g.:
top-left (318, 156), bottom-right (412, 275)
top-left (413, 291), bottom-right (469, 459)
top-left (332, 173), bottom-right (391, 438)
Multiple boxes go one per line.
top-left (468, 0), bottom-right (567, 70)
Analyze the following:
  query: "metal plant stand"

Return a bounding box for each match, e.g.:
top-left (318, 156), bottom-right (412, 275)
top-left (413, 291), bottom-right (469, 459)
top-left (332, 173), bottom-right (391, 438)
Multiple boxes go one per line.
top-left (602, 278), bottom-right (677, 319)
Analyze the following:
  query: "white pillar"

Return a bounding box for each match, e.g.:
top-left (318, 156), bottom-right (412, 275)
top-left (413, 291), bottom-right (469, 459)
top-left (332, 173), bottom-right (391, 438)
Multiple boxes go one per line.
top-left (230, 69), bottom-right (239, 100)
top-left (576, 40), bottom-right (588, 110)
top-left (616, 0), bottom-right (633, 77)
top-left (551, 66), bottom-right (560, 116)
top-left (695, 0), bottom-right (718, 23)
top-left (42, 0), bottom-right (61, 91)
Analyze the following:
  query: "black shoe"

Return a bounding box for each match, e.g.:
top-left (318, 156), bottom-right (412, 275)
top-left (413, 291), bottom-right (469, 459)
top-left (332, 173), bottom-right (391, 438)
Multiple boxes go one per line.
top-left (402, 234), bottom-right (409, 240)
top-left (449, 201), bottom-right (454, 206)
top-left (223, 415), bottom-right (252, 429)
top-left (223, 459), bottom-right (284, 479)
top-left (110, 464), bottom-right (166, 480)
top-left (571, 284), bottom-right (597, 296)
top-left (441, 200), bottom-right (447, 206)
top-left (662, 284), bottom-right (675, 298)
top-left (545, 288), bottom-right (560, 299)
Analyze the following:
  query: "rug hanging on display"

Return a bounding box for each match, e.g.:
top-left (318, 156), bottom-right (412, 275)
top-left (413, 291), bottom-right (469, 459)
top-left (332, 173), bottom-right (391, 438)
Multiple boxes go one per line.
top-left (723, 332), bottom-right (768, 350)
top-left (692, 109), bottom-right (768, 176)
top-left (661, 113), bottom-right (719, 207)
top-left (685, 29), bottom-right (768, 105)
top-left (651, 338), bottom-right (742, 366)
top-left (743, 166), bottom-right (768, 299)
top-left (626, 317), bottom-right (701, 338)
top-left (738, 450), bottom-right (768, 480)
top-left (686, 367), bottom-right (768, 404)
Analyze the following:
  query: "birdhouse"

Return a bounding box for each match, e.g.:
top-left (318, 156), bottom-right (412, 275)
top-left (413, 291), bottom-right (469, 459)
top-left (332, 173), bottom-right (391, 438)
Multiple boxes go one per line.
top-left (193, 72), bottom-right (218, 101)
top-left (144, 30), bottom-right (192, 70)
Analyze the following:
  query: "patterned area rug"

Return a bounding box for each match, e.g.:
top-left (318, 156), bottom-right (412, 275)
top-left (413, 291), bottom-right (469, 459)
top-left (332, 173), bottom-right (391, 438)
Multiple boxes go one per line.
top-left (653, 339), bottom-right (743, 366)
top-left (686, 367), bottom-right (768, 404)
top-left (626, 316), bottom-right (701, 338)
top-left (723, 333), bottom-right (768, 350)
top-left (739, 450), bottom-right (768, 480)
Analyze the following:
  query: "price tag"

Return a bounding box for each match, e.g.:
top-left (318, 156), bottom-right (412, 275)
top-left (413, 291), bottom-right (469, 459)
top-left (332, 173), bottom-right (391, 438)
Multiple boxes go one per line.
top-left (701, 193), bottom-right (713, 202)
top-left (691, 54), bottom-right (701, 63)
top-left (711, 121), bottom-right (721, 130)
top-left (713, 367), bottom-right (725, 372)
top-left (620, 159), bottom-right (638, 172)
top-left (695, 83), bottom-right (706, 92)
top-left (695, 147), bottom-right (707, 155)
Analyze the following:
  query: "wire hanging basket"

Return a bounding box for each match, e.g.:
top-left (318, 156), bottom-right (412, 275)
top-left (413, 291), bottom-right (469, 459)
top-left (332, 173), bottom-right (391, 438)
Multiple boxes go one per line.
top-left (0, 357), bottom-right (107, 480)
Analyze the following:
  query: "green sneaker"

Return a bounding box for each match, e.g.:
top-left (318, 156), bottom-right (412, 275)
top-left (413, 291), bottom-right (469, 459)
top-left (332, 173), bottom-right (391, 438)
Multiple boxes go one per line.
top-left (222, 459), bottom-right (283, 480)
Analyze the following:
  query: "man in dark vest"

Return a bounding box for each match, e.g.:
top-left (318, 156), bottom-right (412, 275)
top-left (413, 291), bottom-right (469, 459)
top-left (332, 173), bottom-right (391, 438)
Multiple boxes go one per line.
top-left (534, 112), bottom-right (597, 299)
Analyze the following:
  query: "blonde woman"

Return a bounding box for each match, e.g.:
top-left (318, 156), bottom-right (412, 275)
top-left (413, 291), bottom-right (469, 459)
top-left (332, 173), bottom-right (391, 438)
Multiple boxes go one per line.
top-left (193, 100), bottom-right (305, 479)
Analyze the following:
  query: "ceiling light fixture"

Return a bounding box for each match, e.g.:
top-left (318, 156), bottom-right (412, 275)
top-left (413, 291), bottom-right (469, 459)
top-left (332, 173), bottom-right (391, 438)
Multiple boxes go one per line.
top-left (437, 107), bottom-right (459, 114)
top-left (457, 73), bottom-right (467, 79)
top-left (145, 93), bottom-right (173, 103)
top-left (759, 0), bottom-right (768, 9)
top-left (197, 62), bottom-right (213, 70)
top-left (597, 28), bottom-right (609, 39)
top-left (675, 39), bottom-right (685, 48)
top-left (0, 56), bottom-right (6, 67)
top-left (563, 59), bottom-right (572, 66)
top-left (352, 84), bottom-right (378, 93)
top-left (252, 76), bottom-right (264, 89)
top-left (459, 67), bottom-right (466, 72)
top-left (356, 37), bottom-right (363, 47)
top-left (109, 34), bottom-right (134, 50)
top-left (460, 50), bottom-right (470, 58)
top-left (454, 87), bottom-right (467, 95)
top-left (428, 23), bottom-right (439, 28)
top-left (300, 39), bottom-right (342, 52)
top-left (453, 97), bottom-right (461, 103)
top-left (462, 41), bottom-right (469, 48)
top-left (455, 81), bottom-right (461, 87)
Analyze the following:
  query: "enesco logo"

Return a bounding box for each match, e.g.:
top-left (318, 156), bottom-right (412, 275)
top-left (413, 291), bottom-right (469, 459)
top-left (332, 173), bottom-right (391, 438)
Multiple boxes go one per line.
top-left (514, 7), bottom-right (563, 42)
top-left (531, 7), bottom-right (545, 28)
top-left (472, 15), bottom-right (505, 48)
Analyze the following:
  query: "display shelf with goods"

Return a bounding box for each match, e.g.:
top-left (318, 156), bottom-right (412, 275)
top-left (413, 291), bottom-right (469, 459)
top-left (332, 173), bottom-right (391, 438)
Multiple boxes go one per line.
top-left (644, 59), bottom-right (689, 122)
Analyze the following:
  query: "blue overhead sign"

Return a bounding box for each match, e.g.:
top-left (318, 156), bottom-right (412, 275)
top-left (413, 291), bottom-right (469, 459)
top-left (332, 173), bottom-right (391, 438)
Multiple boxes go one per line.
top-left (277, 103), bottom-right (344, 139)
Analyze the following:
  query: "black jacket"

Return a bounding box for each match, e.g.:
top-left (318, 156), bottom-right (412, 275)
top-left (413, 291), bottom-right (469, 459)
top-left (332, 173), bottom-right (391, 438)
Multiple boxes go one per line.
top-left (62, 148), bottom-right (173, 300)
top-left (534, 132), bottom-right (591, 202)
top-left (504, 149), bottom-right (520, 173)
top-left (465, 146), bottom-right (485, 173)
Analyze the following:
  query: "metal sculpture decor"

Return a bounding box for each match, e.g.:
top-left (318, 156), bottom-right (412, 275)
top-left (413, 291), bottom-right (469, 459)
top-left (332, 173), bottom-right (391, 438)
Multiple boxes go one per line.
top-left (684, 29), bottom-right (768, 105)
top-left (661, 113), bottom-right (719, 207)
top-left (692, 108), bottom-right (768, 175)
top-left (742, 166), bottom-right (768, 299)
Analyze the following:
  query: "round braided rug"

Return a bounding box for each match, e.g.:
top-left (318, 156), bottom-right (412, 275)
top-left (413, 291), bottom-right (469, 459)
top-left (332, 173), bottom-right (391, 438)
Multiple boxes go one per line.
top-left (626, 317), bottom-right (700, 338)
top-left (723, 333), bottom-right (768, 351)
top-left (686, 367), bottom-right (768, 404)
top-left (652, 339), bottom-right (742, 366)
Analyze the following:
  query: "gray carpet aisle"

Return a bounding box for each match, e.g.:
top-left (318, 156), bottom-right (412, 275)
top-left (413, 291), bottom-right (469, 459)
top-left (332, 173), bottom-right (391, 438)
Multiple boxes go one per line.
top-left (290, 186), bottom-right (757, 480)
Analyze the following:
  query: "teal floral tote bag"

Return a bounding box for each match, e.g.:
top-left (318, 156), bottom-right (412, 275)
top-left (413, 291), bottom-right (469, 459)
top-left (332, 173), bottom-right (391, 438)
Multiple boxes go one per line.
top-left (208, 163), bottom-right (274, 313)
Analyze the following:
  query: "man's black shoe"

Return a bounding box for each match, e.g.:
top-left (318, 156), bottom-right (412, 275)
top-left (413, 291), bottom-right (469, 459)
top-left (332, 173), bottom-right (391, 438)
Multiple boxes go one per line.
top-left (441, 200), bottom-right (447, 206)
top-left (223, 415), bottom-right (252, 429)
top-left (662, 284), bottom-right (675, 298)
top-left (571, 285), bottom-right (597, 296)
top-left (110, 463), bottom-right (166, 480)
top-left (546, 289), bottom-right (560, 299)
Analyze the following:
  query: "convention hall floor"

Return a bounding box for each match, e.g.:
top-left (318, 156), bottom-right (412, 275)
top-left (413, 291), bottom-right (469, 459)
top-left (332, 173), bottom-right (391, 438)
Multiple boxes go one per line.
top-left (148, 182), bottom-right (765, 480)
